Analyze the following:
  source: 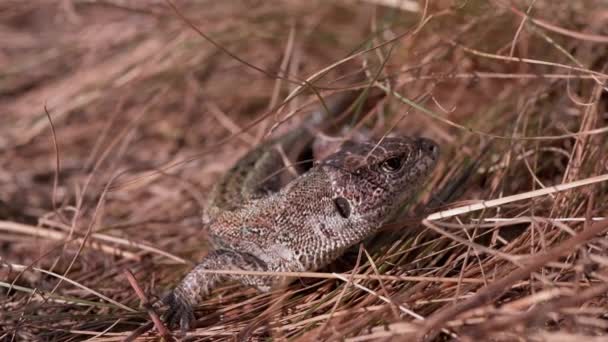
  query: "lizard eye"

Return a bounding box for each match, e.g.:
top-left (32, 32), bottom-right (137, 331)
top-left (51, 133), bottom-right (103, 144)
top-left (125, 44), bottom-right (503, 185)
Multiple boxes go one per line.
top-left (380, 156), bottom-right (403, 173)
top-left (333, 197), bottom-right (351, 218)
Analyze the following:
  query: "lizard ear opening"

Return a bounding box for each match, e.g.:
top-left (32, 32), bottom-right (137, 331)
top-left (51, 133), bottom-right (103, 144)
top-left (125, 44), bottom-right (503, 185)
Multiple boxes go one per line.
top-left (333, 197), bottom-right (351, 218)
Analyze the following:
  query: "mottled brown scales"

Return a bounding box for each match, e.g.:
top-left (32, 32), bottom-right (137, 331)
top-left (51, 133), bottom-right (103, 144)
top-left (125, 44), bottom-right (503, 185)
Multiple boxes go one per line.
top-left (162, 94), bottom-right (440, 332)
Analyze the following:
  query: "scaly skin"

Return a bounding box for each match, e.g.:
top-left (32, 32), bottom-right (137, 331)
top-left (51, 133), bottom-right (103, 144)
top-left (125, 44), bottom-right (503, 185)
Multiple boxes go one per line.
top-left (162, 94), bottom-right (440, 333)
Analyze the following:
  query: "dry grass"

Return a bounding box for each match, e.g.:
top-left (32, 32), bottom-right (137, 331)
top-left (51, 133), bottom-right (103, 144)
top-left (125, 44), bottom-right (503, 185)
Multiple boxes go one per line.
top-left (1, 0), bottom-right (608, 341)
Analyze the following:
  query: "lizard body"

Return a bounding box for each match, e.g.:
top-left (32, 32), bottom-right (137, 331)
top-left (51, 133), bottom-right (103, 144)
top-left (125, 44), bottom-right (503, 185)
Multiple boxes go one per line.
top-left (163, 94), bottom-right (440, 331)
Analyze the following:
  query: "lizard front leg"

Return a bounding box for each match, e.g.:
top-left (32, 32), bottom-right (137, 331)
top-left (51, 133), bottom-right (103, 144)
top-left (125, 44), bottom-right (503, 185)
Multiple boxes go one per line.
top-left (163, 249), bottom-right (270, 332)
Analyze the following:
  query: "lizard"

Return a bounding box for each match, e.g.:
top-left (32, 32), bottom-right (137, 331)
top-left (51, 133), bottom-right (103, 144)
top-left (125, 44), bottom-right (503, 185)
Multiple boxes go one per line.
top-left (161, 91), bottom-right (440, 332)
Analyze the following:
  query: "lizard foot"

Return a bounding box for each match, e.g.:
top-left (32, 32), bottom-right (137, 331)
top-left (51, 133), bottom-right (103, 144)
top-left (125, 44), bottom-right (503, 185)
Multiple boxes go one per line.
top-left (161, 290), bottom-right (195, 334)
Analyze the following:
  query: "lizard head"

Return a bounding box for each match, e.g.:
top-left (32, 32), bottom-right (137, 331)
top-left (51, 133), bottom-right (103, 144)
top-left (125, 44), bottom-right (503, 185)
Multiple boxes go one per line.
top-left (321, 136), bottom-right (439, 228)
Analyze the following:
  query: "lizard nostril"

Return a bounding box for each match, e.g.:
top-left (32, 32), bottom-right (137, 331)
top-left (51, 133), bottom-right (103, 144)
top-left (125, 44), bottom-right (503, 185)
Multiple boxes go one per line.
top-left (417, 138), bottom-right (439, 157)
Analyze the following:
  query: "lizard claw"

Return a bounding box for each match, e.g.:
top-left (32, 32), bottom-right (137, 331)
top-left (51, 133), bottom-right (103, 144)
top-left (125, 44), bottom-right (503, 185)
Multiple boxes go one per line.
top-left (161, 290), bottom-right (195, 334)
